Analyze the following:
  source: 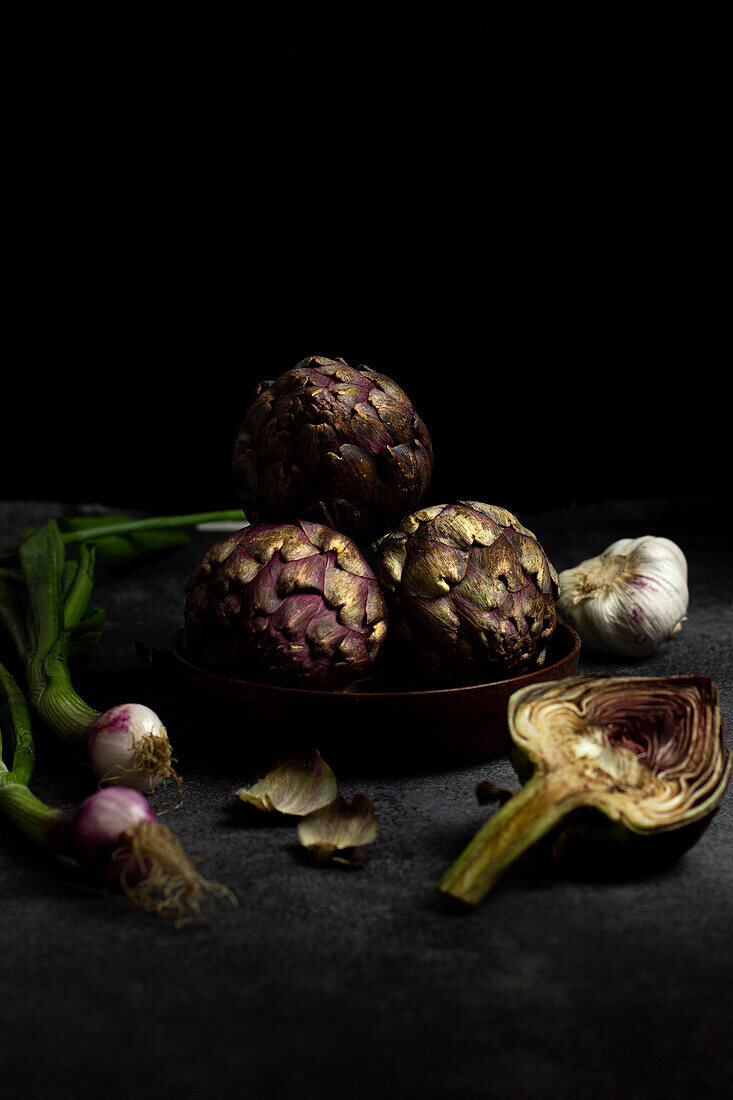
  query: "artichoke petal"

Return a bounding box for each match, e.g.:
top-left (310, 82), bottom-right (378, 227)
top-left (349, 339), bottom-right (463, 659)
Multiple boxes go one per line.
top-left (350, 401), bottom-right (394, 454)
top-left (297, 794), bottom-right (379, 865)
top-left (236, 751), bottom-right (337, 816)
top-left (248, 560), bottom-right (282, 615)
top-left (271, 593), bottom-right (323, 640)
top-left (327, 445), bottom-right (377, 502)
top-left (380, 444), bottom-right (420, 491)
top-left (305, 607), bottom-right (350, 655)
top-left (462, 501), bottom-right (521, 533)
top-left (407, 595), bottom-right (461, 651)
top-left (451, 549), bottom-right (508, 609)
top-left (334, 629), bottom-right (369, 669)
top-left (367, 387), bottom-right (412, 441)
top-left (222, 545), bottom-right (263, 587)
top-left (361, 368), bottom-right (406, 402)
top-left (276, 553), bottom-right (328, 598)
top-left (323, 559), bottom-right (369, 630)
top-left (277, 525), bottom-right (323, 563)
top-left (402, 541), bottom-right (467, 599)
top-left (370, 537), bottom-right (406, 588)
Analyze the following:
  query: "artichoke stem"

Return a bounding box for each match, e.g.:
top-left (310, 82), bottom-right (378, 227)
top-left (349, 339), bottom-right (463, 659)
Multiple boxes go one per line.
top-left (438, 769), bottom-right (587, 907)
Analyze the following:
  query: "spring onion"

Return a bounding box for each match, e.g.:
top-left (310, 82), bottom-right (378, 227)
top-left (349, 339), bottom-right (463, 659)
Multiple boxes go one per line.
top-left (1, 508), bottom-right (247, 566)
top-left (0, 508), bottom-right (248, 790)
top-left (0, 519), bottom-right (182, 791)
top-left (0, 509), bottom-right (247, 790)
top-left (0, 657), bottom-right (231, 925)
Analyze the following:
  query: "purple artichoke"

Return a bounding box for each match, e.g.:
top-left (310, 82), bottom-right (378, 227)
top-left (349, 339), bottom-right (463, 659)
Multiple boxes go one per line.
top-left (183, 521), bottom-right (388, 689)
top-left (372, 501), bottom-right (560, 681)
top-left (232, 356), bottom-right (433, 545)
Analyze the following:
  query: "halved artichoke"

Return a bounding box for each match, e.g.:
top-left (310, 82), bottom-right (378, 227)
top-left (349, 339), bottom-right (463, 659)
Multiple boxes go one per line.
top-left (232, 356), bottom-right (434, 546)
top-left (183, 521), bottom-right (388, 690)
top-left (439, 675), bottom-right (731, 906)
top-left (372, 501), bottom-right (559, 681)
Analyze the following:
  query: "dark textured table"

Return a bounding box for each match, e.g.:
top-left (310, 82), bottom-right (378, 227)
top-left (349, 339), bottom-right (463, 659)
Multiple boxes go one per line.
top-left (1, 498), bottom-right (731, 1099)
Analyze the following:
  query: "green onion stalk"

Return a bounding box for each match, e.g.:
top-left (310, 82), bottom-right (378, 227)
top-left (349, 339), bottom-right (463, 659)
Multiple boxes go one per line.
top-left (0, 656), bottom-right (232, 925)
top-left (0, 509), bottom-right (246, 792)
top-left (1, 509), bottom-right (248, 566)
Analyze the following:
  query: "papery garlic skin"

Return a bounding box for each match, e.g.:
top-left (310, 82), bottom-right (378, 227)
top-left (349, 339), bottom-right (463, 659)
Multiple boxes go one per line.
top-left (557, 536), bottom-right (688, 657)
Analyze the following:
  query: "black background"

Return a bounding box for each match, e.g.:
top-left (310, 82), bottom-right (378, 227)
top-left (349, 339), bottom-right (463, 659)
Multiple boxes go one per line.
top-left (4, 3), bottom-right (720, 519)
top-left (2, 12), bottom-right (731, 1096)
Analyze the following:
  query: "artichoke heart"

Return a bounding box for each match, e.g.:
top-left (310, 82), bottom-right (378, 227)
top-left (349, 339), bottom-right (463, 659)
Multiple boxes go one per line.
top-left (439, 675), bottom-right (731, 906)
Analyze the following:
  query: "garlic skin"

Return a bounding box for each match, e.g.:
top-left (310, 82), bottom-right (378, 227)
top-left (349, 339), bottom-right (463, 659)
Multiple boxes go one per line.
top-left (557, 536), bottom-right (688, 658)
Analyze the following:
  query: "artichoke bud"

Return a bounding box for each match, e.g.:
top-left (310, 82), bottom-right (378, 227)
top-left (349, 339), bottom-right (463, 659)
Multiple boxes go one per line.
top-left (372, 501), bottom-right (560, 681)
top-left (439, 675), bottom-right (731, 906)
top-left (183, 521), bottom-right (389, 689)
top-left (232, 356), bottom-right (434, 545)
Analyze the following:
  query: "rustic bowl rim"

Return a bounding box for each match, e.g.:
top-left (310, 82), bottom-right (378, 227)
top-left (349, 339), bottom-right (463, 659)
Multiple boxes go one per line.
top-left (171, 621), bottom-right (581, 702)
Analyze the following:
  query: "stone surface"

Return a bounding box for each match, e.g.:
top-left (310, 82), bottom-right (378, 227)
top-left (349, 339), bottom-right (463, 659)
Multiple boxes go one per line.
top-left (1, 498), bottom-right (731, 1098)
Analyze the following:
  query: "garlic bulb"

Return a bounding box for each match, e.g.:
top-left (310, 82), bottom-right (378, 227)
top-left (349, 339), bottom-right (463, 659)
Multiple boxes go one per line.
top-left (557, 536), bottom-right (688, 657)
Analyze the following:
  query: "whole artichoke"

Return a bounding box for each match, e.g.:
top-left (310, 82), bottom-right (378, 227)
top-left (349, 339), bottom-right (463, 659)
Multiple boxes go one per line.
top-left (372, 501), bottom-right (560, 680)
top-left (232, 356), bottom-right (433, 545)
top-left (183, 521), bottom-right (388, 689)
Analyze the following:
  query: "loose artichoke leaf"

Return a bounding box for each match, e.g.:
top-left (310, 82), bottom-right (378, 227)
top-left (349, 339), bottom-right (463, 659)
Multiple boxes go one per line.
top-left (236, 750), bottom-right (337, 816)
top-left (297, 794), bottom-right (379, 866)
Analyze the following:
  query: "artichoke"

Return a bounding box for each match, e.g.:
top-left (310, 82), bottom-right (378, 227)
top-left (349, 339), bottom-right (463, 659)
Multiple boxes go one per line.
top-left (371, 501), bottom-right (560, 681)
top-left (183, 521), bottom-right (388, 690)
top-left (439, 675), bottom-right (731, 906)
top-left (232, 356), bottom-right (434, 545)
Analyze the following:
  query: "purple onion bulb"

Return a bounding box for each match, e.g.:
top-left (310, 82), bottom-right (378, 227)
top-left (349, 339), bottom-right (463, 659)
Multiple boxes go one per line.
top-left (72, 787), bottom-right (157, 884)
top-left (72, 787), bottom-right (155, 862)
top-left (87, 703), bottom-right (178, 792)
top-left (70, 787), bottom-right (231, 922)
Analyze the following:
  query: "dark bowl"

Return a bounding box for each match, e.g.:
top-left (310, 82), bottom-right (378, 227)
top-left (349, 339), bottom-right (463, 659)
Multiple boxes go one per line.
top-left (167, 622), bottom-right (580, 774)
